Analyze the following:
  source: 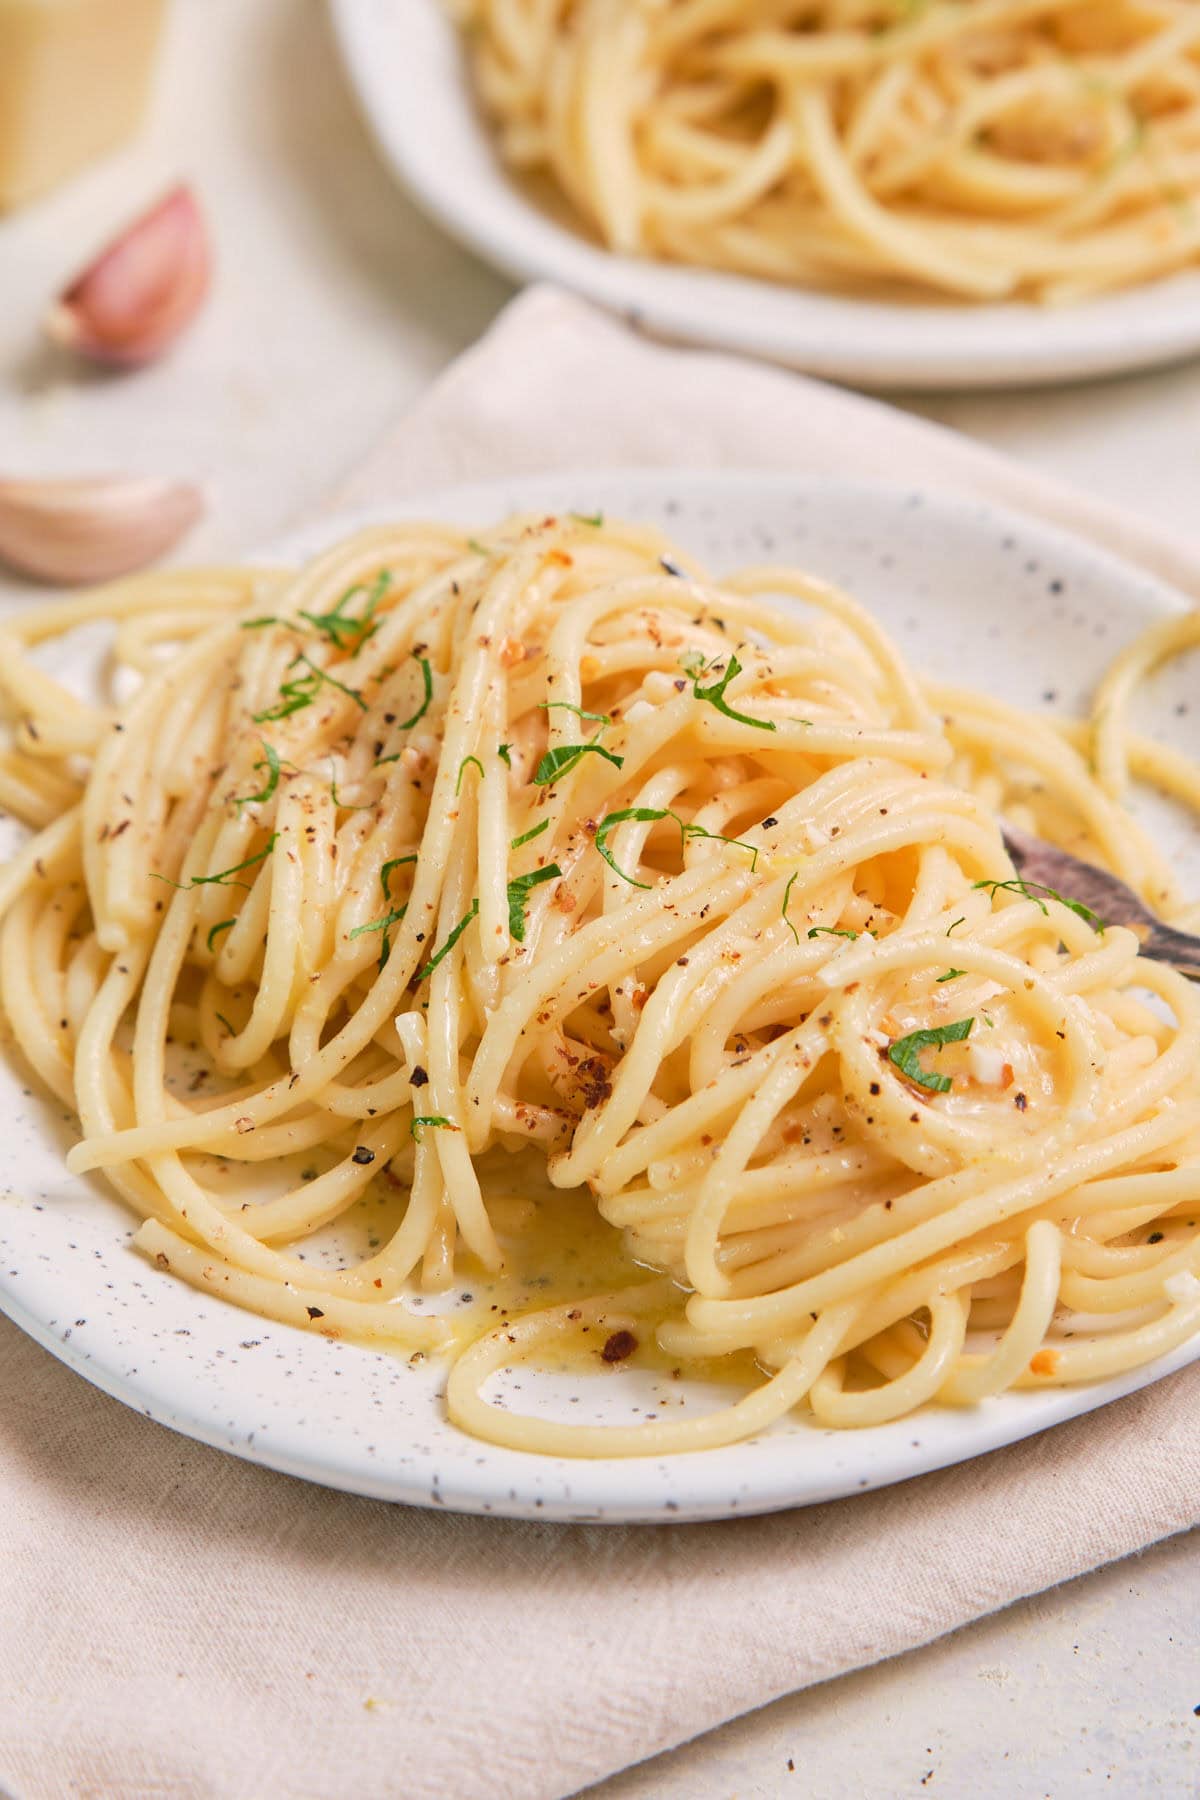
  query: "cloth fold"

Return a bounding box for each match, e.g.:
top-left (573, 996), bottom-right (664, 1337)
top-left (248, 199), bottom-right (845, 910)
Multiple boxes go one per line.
top-left (2, 286), bottom-right (1197, 1800)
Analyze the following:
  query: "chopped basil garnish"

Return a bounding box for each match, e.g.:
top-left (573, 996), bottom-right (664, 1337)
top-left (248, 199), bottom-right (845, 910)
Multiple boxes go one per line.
top-left (936, 968), bottom-right (966, 983)
top-left (782, 870), bottom-right (800, 945)
top-left (350, 905), bottom-right (406, 970)
top-left (510, 818), bottom-right (549, 850)
top-left (153, 834), bottom-right (278, 892)
top-left (373, 655), bottom-right (435, 763)
top-left (973, 876), bottom-right (1103, 931)
top-left (594, 806), bottom-right (758, 889)
top-left (456, 755), bottom-right (484, 795)
top-left (298, 568), bottom-right (389, 653)
top-left (206, 918), bottom-right (236, 952)
top-left (411, 1115), bottom-right (454, 1141)
top-left (233, 739), bottom-right (280, 814)
top-left (398, 654), bottom-right (434, 733)
top-left (888, 1017), bottom-right (974, 1094)
top-left (539, 701), bottom-right (612, 725)
top-left (414, 900), bottom-right (479, 983)
top-left (379, 854), bottom-right (417, 902)
top-left (685, 651), bottom-right (776, 732)
top-left (497, 743), bottom-right (513, 769)
top-left (350, 907), bottom-right (407, 941)
top-left (533, 741), bottom-right (624, 786)
top-left (330, 767), bottom-right (371, 812)
top-left (569, 510), bottom-right (604, 527)
top-left (253, 653), bottom-right (365, 723)
top-left (808, 926), bottom-right (857, 940)
top-left (350, 869), bottom-right (410, 966)
top-left (507, 864), bottom-right (562, 942)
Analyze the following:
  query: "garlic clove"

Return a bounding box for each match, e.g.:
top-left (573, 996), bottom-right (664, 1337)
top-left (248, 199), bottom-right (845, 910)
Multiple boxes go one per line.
top-left (0, 476), bottom-right (204, 584)
top-left (45, 184), bottom-right (212, 368)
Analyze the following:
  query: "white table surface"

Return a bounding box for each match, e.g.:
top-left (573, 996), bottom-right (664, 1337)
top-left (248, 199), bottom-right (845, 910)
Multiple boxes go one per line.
top-left (1, 3), bottom-right (1198, 1796)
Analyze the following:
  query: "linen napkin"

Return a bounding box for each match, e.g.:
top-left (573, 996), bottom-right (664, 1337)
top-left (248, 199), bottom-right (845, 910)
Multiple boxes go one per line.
top-left (2, 285), bottom-right (1198, 1800)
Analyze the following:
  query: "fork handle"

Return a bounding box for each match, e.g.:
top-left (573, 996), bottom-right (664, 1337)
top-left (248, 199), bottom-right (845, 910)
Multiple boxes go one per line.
top-left (1137, 923), bottom-right (1200, 982)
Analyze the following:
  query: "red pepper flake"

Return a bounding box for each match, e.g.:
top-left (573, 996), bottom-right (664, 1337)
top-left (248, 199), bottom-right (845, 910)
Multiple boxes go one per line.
top-left (600, 1329), bottom-right (638, 1364)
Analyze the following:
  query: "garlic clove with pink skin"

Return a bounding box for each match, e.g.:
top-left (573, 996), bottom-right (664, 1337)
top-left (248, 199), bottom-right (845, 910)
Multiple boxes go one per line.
top-left (0, 476), bottom-right (204, 584)
top-left (45, 184), bottom-right (212, 368)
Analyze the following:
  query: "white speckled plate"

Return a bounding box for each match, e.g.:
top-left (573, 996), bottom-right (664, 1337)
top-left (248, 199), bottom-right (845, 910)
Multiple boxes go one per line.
top-left (330, 0), bottom-right (1200, 391)
top-left (2, 472), bottom-right (1199, 1523)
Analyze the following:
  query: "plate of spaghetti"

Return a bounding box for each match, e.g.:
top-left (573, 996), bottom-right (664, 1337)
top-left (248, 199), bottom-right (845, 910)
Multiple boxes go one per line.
top-left (332, 0), bottom-right (1200, 388)
top-left (2, 470), bottom-right (1200, 1521)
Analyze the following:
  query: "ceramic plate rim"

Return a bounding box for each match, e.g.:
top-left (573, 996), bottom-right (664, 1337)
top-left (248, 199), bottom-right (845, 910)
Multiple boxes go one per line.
top-left (329, 0), bottom-right (1200, 391)
top-left (2, 466), bottom-right (1198, 1524)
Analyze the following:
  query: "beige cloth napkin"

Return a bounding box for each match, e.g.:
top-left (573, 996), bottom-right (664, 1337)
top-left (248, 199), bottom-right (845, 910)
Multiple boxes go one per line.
top-left (2, 286), bottom-right (1198, 1800)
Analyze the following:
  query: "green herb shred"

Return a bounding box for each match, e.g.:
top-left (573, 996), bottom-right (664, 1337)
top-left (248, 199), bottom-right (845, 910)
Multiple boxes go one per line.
top-left (233, 739), bottom-right (280, 814)
top-left (594, 807), bottom-right (668, 888)
top-left (379, 854), bottom-right (417, 902)
top-left (533, 741), bottom-right (624, 786)
top-left (594, 805), bottom-right (758, 888)
top-left (414, 900), bottom-right (479, 983)
top-left (782, 870), bottom-right (800, 945)
top-left (688, 651), bottom-right (776, 732)
top-left (539, 700), bottom-right (612, 725)
top-left (153, 834), bottom-right (279, 892)
top-left (887, 1017), bottom-right (974, 1094)
top-left (253, 653), bottom-right (366, 723)
top-left (807, 926), bottom-right (858, 941)
top-left (298, 568), bottom-right (390, 652)
top-left (411, 1115), bottom-right (454, 1141)
top-left (206, 918), bottom-right (236, 952)
top-left (398, 654), bottom-right (434, 732)
top-left (973, 876), bottom-right (1103, 931)
top-left (506, 864), bottom-right (562, 942)
top-left (456, 755), bottom-right (484, 795)
top-left (510, 818), bottom-right (549, 850)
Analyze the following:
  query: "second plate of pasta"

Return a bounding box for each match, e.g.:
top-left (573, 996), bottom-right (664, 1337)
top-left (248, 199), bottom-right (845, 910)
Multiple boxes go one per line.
top-left (332, 0), bottom-right (1200, 388)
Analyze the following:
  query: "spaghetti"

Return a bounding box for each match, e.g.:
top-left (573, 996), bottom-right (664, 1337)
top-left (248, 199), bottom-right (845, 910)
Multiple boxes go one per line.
top-left (457, 0), bottom-right (1200, 304)
top-left (1, 511), bottom-right (1199, 1457)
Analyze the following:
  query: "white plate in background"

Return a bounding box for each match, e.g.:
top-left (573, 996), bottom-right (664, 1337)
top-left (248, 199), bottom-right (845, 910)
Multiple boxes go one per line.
top-left (1, 469), bottom-right (1198, 1523)
top-left (330, 0), bottom-right (1200, 391)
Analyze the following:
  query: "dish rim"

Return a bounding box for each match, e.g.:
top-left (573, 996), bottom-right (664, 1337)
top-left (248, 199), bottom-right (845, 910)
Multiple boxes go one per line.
top-left (329, 0), bottom-right (1200, 392)
top-left (1, 465), bottom-right (1197, 1523)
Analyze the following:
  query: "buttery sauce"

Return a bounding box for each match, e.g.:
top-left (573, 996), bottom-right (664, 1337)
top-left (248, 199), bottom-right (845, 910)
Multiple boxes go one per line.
top-left (231, 1143), bottom-right (761, 1399)
top-left (451, 1162), bottom-right (763, 1397)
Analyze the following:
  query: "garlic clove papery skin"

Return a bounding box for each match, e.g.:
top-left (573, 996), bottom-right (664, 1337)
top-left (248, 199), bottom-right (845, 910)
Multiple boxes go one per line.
top-left (0, 477), bottom-right (204, 584)
top-left (45, 184), bottom-right (212, 368)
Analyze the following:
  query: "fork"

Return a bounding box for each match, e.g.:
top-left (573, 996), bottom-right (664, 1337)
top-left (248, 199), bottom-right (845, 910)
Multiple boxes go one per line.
top-left (1001, 823), bottom-right (1200, 981)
